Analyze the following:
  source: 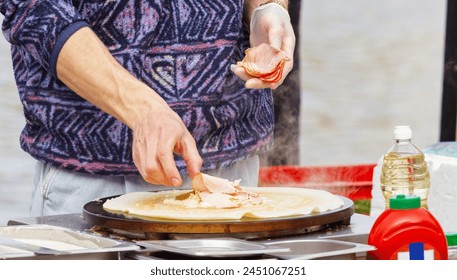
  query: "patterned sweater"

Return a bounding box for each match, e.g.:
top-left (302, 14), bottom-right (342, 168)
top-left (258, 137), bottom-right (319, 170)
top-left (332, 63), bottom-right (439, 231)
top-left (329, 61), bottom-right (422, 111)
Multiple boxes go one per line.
top-left (0, 0), bottom-right (274, 175)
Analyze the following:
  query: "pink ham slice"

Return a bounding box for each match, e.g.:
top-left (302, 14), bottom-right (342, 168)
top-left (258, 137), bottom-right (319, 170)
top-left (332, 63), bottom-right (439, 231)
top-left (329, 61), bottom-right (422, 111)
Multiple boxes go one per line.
top-left (191, 173), bottom-right (238, 194)
top-left (237, 43), bottom-right (290, 83)
top-left (198, 192), bottom-right (240, 209)
top-left (191, 173), bottom-right (263, 208)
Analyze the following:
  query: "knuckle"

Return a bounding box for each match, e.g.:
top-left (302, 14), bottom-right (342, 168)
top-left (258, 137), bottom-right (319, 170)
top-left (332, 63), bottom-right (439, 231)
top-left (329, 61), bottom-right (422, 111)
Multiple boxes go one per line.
top-left (156, 147), bottom-right (169, 161)
top-left (144, 164), bottom-right (159, 176)
top-left (196, 156), bottom-right (203, 167)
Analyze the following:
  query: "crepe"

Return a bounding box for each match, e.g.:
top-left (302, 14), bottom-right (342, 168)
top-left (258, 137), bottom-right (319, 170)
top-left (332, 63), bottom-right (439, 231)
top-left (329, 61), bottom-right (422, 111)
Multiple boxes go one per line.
top-left (102, 187), bottom-right (345, 221)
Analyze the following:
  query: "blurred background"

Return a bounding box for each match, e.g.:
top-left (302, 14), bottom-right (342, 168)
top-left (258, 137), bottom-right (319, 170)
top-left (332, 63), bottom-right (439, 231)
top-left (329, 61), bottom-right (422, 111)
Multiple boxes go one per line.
top-left (0, 0), bottom-right (447, 225)
top-left (299, 0), bottom-right (445, 165)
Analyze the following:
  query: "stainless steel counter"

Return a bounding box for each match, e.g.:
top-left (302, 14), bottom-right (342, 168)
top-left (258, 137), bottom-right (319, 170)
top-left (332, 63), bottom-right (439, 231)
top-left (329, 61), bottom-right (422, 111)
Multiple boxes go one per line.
top-left (5, 213), bottom-right (376, 260)
top-left (8, 213), bottom-right (376, 243)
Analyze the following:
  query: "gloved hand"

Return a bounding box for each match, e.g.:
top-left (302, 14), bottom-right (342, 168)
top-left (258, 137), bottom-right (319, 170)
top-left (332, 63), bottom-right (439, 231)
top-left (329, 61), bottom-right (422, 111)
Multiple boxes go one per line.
top-left (232, 3), bottom-right (295, 90)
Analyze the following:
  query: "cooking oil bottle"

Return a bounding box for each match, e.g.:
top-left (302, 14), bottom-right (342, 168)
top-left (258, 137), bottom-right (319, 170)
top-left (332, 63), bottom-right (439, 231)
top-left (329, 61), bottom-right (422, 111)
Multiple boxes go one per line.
top-left (380, 126), bottom-right (430, 209)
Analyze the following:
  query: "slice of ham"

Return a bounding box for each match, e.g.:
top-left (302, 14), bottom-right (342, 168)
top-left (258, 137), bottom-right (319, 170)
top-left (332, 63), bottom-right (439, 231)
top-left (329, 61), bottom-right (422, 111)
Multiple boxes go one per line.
top-left (191, 173), bottom-right (263, 209)
top-left (237, 43), bottom-right (290, 83)
top-left (191, 173), bottom-right (238, 194)
top-left (198, 192), bottom-right (240, 209)
top-left (235, 191), bottom-right (263, 205)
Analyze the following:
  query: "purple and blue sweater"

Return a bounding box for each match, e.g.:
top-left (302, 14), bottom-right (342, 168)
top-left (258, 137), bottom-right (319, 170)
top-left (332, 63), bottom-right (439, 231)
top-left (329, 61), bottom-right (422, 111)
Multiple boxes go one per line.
top-left (0, 0), bottom-right (274, 175)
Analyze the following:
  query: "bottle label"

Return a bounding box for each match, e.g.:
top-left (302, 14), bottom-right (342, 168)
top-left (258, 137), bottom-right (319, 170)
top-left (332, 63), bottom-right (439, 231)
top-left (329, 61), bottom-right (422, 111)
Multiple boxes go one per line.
top-left (396, 242), bottom-right (435, 260)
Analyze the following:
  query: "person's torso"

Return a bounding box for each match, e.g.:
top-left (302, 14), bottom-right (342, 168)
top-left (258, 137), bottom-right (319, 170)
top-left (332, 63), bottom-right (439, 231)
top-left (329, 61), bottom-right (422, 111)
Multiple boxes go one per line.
top-left (14, 0), bottom-right (274, 174)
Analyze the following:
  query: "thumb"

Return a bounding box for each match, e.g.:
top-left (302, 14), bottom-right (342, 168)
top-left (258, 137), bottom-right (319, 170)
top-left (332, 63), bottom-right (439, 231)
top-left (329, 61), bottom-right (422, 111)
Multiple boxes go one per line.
top-left (268, 27), bottom-right (283, 50)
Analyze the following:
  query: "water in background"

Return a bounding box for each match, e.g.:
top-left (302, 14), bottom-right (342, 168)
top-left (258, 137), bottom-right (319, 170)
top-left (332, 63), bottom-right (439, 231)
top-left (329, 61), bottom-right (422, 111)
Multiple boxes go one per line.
top-left (299, 0), bottom-right (445, 166)
top-left (0, 20), bottom-right (35, 225)
top-left (0, 0), bottom-right (447, 225)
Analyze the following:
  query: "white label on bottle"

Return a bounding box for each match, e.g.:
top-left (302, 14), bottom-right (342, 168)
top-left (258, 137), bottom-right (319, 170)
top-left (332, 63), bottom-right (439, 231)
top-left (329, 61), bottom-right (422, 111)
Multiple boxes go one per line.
top-left (397, 243), bottom-right (434, 260)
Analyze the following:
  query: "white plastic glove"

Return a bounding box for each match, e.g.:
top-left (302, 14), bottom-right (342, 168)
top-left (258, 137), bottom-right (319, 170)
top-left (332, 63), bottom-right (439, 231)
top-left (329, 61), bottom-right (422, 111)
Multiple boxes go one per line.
top-left (232, 3), bottom-right (296, 90)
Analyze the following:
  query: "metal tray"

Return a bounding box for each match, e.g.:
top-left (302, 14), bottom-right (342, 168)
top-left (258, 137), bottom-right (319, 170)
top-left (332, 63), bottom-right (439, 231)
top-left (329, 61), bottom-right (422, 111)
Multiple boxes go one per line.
top-left (0, 242), bottom-right (35, 259)
top-left (262, 239), bottom-right (376, 260)
top-left (136, 238), bottom-right (290, 257)
top-left (0, 225), bottom-right (140, 260)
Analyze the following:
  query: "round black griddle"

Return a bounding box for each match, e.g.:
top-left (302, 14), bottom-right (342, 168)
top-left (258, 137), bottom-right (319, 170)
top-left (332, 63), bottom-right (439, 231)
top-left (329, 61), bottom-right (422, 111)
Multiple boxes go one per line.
top-left (83, 194), bottom-right (355, 240)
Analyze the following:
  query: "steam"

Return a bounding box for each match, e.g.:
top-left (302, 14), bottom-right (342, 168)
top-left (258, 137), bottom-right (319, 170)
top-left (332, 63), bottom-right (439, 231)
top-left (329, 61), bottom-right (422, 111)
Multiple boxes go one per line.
top-left (258, 164), bottom-right (375, 200)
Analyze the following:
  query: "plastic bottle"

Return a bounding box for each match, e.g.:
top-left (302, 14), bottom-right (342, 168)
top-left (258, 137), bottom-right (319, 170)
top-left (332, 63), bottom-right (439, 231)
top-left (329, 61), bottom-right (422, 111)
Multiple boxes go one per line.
top-left (380, 125), bottom-right (430, 209)
top-left (446, 233), bottom-right (457, 259)
top-left (367, 194), bottom-right (448, 260)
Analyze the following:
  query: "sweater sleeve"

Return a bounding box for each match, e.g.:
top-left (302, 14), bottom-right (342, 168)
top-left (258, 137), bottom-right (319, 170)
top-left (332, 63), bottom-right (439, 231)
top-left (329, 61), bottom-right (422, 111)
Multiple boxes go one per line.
top-left (0, 0), bottom-right (89, 78)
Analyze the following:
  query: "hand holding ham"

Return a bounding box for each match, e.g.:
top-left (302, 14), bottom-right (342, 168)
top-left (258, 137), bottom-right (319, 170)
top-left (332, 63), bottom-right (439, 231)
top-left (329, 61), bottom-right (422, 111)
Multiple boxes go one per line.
top-left (231, 3), bottom-right (295, 90)
top-left (132, 104), bottom-right (202, 187)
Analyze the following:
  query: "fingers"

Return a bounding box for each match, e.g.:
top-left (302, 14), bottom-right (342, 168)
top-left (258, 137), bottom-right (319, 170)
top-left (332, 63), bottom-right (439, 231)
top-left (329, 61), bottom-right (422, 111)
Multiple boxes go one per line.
top-left (155, 129), bottom-right (202, 186)
top-left (133, 129), bottom-right (173, 186)
top-left (230, 64), bottom-right (289, 90)
top-left (132, 109), bottom-right (202, 187)
top-left (270, 26), bottom-right (295, 89)
top-left (135, 132), bottom-right (184, 187)
top-left (267, 27), bottom-right (283, 50)
top-left (230, 64), bottom-right (252, 81)
top-left (282, 30), bottom-right (296, 59)
top-left (157, 135), bottom-right (183, 187)
top-left (178, 133), bottom-right (203, 178)
top-left (230, 64), bottom-right (272, 89)
top-left (133, 134), bottom-right (165, 185)
top-left (246, 78), bottom-right (271, 89)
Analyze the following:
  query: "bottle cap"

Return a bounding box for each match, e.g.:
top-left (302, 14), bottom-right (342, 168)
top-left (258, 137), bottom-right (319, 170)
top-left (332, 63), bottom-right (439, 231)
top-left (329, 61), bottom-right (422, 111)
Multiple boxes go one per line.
top-left (446, 233), bottom-right (457, 246)
top-left (393, 125), bottom-right (412, 140)
top-left (390, 194), bottom-right (420, 209)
